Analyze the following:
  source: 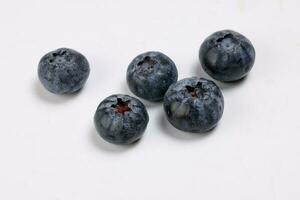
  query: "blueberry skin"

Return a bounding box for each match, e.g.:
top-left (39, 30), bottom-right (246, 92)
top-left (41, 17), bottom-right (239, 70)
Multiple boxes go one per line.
top-left (199, 30), bottom-right (255, 82)
top-left (94, 94), bottom-right (149, 145)
top-left (163, 77), bottom-right (224, 133)
top-left (38, 48), bottom-right (90, 94)
top-left (127, 51), bottom-right (178, 102)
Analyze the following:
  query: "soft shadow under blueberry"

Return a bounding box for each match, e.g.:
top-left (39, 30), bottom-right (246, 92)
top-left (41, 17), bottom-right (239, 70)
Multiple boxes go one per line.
top-left (193, 60), bottom-right (248, 90)
top-left (89, 126), bottom-right (139, 153)
top-left (158, 110), bottom-right (214, 141)
top-left (33, 79), bottom-right (81, 104)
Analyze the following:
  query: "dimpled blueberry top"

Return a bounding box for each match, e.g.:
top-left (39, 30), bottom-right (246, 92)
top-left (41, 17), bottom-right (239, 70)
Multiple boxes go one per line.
top-left (164, 77), bottom-right (224, 133)
top-left (94, 94), bottom-right (149, 145)
top-left (127, 51), bottom-right (178, 102)
top-left (199, 30), bottom-right (255, 82)
top-left (38, 48), bottom-right (90, 94)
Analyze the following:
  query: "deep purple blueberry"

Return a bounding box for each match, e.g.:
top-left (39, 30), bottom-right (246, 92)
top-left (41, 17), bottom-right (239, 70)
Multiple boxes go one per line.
top-left (163, 77), bottom-right (224, 133)
top-left (199, 30), bottom-right (255, 82)
top-left (94, 94), bottom-right (149, 145)
top-left (38, 48), bottom-right (90, 94)
top-left (127, 51), bottom-right (178, 102)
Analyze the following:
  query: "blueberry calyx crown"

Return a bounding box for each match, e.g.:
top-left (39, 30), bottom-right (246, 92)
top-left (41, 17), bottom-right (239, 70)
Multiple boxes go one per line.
top-left (216, 33), bottom-right (234, 42)
top-left (49, 49), bottom-right (67, 63)
top-left (111, 98), bottom-right (131, 114)
top-left (185, 82), bottom-right (204, 99)
top-left (137, 56), bottom-right (157, 69)
top-left (53, 49), bottom-right (67, 57)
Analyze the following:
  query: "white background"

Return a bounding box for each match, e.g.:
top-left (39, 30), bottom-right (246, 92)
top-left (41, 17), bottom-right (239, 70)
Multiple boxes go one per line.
top-left (0, 0), bottom-right (300, 199)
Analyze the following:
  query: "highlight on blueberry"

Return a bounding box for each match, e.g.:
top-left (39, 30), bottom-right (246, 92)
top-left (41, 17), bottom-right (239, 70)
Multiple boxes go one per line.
top-left (127, 51), bottom-right (178, 102)
top-left (199, 30), bottom-right (255, 82)
top-left (163, 77), bottom-right (224, 133)
top-left (94, 94), bottom-right (149, 145)
top-left (38, 48), bottom-right (90, 94)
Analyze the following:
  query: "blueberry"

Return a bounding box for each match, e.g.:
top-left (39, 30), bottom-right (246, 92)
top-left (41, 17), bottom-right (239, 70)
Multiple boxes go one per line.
top-left (127, 51), bottom-right (178, 101)
top-left (94, 94), bottom-right (149, 145)
top-left (38, 48), bottom-right (90, 94)
top-left (163, 77), bottom-right (224, 133)
top-left (199, 30), bottom-right (255, 82)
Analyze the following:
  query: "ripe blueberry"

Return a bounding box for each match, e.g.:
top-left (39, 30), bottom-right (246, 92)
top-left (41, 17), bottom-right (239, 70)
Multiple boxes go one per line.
top-left (38, 48), bottom-right (90, 94)
top-left (94, 94), bottom-right (149, 145)
top-left (127, 51), bottom-right (178, 102)
top-left (199, 30), bottom-right (255, 82)
top-left (163, 77), bottom-right (224, 133)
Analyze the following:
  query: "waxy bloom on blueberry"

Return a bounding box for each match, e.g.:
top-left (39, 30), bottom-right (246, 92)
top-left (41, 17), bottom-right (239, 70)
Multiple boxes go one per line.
top-left (127, 51), bottom-right (178, 101)
top-left (199, 30), bottom-right (255, 82)
top-left (94, 94), bottom-right (149, 145)
top-left (163, 77), bottom-right (224, 133)
top-left (38, 48), bottom-right (90, 94)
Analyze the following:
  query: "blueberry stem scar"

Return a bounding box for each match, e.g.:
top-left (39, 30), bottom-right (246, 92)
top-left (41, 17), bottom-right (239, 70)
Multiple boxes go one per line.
top-left (111, 98), bottom-right (131, 114)
top-left (216, 33), bottom-right (233, 42)
top-left (137, 56), bottom-right (157, 69)
top-left (185, 85), bottom-right (198, 98)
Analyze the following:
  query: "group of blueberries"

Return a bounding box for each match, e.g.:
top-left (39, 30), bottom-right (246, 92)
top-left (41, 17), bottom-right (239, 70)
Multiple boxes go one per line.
top-left (38, 30), bottom-right (255, 145)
